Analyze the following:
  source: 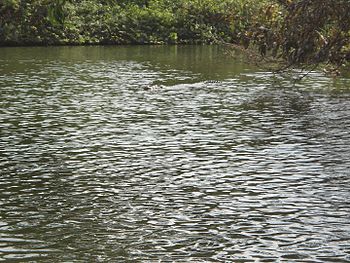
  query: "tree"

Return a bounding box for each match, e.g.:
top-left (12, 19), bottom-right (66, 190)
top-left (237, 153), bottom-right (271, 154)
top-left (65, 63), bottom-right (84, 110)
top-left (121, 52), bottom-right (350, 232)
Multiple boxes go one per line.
top-left (249, 0), bottom-right (350, 73)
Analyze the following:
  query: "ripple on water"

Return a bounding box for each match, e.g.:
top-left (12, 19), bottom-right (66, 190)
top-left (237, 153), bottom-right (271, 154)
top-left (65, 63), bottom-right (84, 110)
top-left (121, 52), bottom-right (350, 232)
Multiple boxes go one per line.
top-left (1, 47), bottom-right (350, 262)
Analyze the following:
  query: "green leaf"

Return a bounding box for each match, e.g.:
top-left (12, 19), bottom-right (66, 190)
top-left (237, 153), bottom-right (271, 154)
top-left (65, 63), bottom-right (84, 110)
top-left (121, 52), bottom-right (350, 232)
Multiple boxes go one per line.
top-left (48, 0), bottom-right (67, 27)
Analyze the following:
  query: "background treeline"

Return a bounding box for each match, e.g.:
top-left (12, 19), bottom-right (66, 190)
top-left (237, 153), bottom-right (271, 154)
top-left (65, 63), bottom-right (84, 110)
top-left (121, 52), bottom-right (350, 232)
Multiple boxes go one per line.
top-left (0, 0), bottom-right (270, 45)
top-left (1, 0), bottom-right (349, 70)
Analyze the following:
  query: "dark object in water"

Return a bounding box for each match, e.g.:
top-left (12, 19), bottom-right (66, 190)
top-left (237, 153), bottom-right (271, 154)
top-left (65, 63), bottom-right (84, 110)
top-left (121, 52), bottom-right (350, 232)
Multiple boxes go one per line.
top-left (143, 85), bottom-right (165, 91)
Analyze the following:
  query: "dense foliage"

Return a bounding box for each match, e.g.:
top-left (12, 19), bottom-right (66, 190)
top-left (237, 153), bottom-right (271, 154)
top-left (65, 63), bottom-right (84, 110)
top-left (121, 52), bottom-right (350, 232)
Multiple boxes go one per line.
top-left (1, 0), bottom-right (349, 70)
top-left (0, 0), bottom-right (267, 45)
top-left (246, 0), bottom-right (350, 71)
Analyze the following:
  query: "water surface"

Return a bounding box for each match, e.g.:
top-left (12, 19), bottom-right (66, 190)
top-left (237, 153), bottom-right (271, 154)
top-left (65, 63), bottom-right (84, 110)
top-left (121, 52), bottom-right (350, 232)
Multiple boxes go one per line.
top-left (1, 45), bottom-right (350, 262)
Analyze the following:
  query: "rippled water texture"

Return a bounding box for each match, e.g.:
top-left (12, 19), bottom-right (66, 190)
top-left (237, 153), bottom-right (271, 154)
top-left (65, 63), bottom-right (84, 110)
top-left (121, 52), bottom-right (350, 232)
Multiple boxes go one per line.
top-left (1, 46), bottom-right (350, 262)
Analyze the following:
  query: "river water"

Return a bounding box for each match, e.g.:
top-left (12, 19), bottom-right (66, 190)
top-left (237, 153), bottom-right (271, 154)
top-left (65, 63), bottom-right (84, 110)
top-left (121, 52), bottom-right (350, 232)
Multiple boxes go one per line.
top-left (0, 45), bottom-right (350, 262)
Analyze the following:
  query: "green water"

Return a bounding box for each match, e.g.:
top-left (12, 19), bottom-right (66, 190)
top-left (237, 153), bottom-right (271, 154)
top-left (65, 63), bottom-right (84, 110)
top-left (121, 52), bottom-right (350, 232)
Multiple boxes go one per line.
top-left (1, 45), bottom-right (350, 262)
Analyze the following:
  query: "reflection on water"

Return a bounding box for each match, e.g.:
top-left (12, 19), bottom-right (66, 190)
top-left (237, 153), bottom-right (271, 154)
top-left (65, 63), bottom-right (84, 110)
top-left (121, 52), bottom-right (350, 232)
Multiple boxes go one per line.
top-left (0, 45), bottom-right (350, 262)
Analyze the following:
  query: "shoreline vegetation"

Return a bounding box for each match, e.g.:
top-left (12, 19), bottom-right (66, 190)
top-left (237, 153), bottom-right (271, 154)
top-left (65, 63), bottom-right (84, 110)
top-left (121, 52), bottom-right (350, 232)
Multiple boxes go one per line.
top-left (0, 0), bottom-right (268, 46)
top-left (1, 0), bottom-right (349, 73)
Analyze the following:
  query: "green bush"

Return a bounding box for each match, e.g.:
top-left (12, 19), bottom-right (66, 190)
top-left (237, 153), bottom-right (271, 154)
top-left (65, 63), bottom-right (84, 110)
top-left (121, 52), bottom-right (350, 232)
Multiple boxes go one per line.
top-left (0, 0), bottom-right (270, 45)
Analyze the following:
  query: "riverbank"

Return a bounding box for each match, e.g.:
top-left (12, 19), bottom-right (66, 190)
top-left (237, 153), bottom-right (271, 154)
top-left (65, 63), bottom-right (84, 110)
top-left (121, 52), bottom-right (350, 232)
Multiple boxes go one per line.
top-left (0, 0), bottom-right (268, 46)
top-left (2, 0), bottom-right (349, 75)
